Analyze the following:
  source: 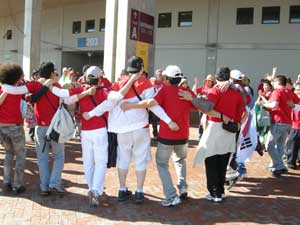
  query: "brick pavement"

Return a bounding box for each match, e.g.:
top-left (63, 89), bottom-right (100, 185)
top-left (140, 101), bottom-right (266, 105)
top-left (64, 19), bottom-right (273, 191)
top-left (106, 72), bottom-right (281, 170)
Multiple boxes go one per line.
top-left (0, 127), bottom-right (300, 225)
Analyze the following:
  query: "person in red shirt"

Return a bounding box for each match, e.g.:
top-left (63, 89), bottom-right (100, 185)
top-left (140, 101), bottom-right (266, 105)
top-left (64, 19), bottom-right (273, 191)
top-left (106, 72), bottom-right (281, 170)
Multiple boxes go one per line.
top-left (286, 84), bottom-right (300, 169)
top-left (192, 74), bottom-right (216, 138)
top-left (63, 66), bottom-right (140, 206)
top-left (0, 63), bottom-right (27, 195)
top-left (97, 68), bottom-right (112, 88)
top-left (260, 75), bottom-right (299, 177)
top-left (181, 66), bottom-right (245, 203)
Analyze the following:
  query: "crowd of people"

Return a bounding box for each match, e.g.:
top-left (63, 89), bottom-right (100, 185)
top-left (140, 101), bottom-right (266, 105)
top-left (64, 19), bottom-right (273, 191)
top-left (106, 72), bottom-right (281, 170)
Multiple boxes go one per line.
top-left (0, 57), bottom-right (300, 208)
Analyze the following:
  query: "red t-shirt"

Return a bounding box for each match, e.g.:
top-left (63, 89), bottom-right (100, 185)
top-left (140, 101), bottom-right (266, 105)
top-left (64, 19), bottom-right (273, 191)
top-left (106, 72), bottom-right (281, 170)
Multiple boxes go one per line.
top-left (261, 90), bottom-right (272, 100)
top-left (112, 75), bottom-right (153, 99)
top-left (154, 85), bottom-right (196, 144)
top-left (26, 81), bottom-right (61, 126)
top-left (0, 87), bottom-right (23, 124)
top-left (196, 85), bottom-right (210, 95)
top-left (207, 86), bottom-right (245, 123)
top-left (69, 86), bottom-right (109, 130)
top-left (98, 77), bottom-right (112, 88)
top-left (269, 87), bottom-right (299, 124)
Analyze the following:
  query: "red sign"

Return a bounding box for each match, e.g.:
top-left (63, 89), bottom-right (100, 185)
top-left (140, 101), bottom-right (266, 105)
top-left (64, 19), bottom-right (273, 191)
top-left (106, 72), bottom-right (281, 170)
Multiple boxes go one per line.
top-left (130, 9), bottom-right (154, 44)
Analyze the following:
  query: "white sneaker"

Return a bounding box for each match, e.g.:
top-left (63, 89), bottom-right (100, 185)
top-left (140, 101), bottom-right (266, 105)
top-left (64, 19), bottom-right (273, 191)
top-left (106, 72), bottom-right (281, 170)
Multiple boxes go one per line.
top-left (205, 194), bottom-right (223, 203)
top-left (161, 196), bottom-right (182, 207)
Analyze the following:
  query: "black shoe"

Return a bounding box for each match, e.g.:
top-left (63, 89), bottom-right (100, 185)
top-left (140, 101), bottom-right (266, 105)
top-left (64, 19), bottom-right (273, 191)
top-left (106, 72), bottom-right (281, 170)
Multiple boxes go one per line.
top-left (2, 183), bottom-right (12, 192)
top-left (135, 191), bottom-right (144, 204)
top-left (12, 186), bottom-right (26, 195)
top-left (40, 190), bottom-right (50, 196)
top-left (288, 164), bottom-right (297, 170)
top-left (48, 187), bottom-right (65, 195)
top-left (271, 170), bottom-right (282, 177)
top-left (118, 189), bottom-right (132, 202)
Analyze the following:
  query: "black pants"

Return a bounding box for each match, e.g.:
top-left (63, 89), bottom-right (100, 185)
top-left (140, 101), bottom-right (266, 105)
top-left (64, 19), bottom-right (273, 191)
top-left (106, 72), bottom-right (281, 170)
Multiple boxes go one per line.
top-left (205, 153), bottom-right (231, 197)
top-left (286, 128), bottom-right (300, 166)
top-left (29, 127), bottom-right (35, 140)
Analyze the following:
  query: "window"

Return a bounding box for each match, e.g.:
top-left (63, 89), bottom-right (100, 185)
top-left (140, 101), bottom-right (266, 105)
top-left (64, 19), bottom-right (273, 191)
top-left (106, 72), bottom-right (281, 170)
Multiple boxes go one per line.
top-left (99, 18), bottom-right (105, 32)
top-left (262, 6), bottom-right (280, 24)
top-left (158, 13), bottom-right (172, 28)
top-left (85, 20), bottom-right (95, 33)
top-left (236, 8), bottom-right (254, 25)
top-left (5, 30), bottom-right (12, 40)
top-left (290, 6), bottom-right (300, 23)
top-left (72, 21), bottom-right (81, 34)
top-left (178, 11), bottom-right (193, 27)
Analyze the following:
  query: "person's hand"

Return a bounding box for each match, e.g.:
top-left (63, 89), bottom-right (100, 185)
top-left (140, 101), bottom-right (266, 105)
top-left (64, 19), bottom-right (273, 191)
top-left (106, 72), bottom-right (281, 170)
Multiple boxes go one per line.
top-left (86, 86), bottom-right (97, 95)
top-left (216, 81), bottom-right (231, 93)
top-left (272, 67), bottom-right (277, 76)
top-left (43, 79), bottom-right (54, 87)
top-left (222, 114), bottom-right (231, 124)
top-left (120, 102), bottom-right (131, 111)
top-left (178, 90), bottom-right (193, 101)
top-left (194, 76), bottom-right (200, 86)
top-left (129, 73), bottom-right (141, 82)
top-left (168, 121), bottom-right (179, 131)
top-left (38, 78), bottom-right (46, 84)
top-left (287, 100), bottom-right (294, 108)
top-left (82, 112), bottom-right (91, 120)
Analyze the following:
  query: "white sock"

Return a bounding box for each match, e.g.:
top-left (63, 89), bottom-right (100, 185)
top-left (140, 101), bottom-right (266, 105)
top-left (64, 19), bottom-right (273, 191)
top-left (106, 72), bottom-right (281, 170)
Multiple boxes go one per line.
top-left (136, 189), bottom-right (143, 193)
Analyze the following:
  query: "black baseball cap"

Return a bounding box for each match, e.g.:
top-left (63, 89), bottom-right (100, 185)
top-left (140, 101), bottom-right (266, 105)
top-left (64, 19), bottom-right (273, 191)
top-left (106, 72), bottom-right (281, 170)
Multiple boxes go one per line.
top-left (127, 56), bottom-right (144, 73)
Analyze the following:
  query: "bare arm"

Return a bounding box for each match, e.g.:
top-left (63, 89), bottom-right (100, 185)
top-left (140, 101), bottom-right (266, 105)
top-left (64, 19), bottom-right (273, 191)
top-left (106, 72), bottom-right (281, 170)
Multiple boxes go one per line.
top-left (0, 92), bottom-right (8, 105)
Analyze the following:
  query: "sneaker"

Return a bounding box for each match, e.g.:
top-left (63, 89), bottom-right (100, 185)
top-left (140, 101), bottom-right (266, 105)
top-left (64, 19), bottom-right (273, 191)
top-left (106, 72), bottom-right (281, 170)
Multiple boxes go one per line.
top-left (161, 196), bottom-right (181, 207)
top-left (135, 191), bottom-right (144, 204)
top-left (88, 191), bottom-right (93, 205)
top-left (91, 194), bottom-right (100, 207)
top-left (48, 187), bottom-right (65, 195)
top-left (12, 186), bottom-right (26, 195)
top-left (2, 183), bottom-right (12, 192)
top-left (288, 164), bottom-right (298, 170)
top-left (271, 170), bottom-right (281, 178)
top-left (205, 194), bottom-right (214, 201)
top-left (118, 189), bottom-right (132, 202)
top-left (227, 174), bottom-right (240, 190)
top-left (205, 194), bottom-right (223, 203)
top-left (179, 187), bottom-right (188, 199)
top-left (221, 193), bottom-right (225, 199)
top-left (40, 190), bottom-right (50, 196)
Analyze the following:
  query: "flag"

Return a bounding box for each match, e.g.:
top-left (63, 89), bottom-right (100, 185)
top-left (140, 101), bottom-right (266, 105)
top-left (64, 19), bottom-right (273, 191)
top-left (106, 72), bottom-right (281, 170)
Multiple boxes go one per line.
top-left (236, 108), bottom-right (258, 163)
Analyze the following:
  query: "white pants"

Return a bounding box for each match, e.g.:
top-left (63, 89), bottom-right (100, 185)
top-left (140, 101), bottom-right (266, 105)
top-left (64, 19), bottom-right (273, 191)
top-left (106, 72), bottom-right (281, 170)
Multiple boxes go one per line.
top-left (117, 128), bottom-right (151, 171)
top-left (81, 128), bottom-right (108, 195)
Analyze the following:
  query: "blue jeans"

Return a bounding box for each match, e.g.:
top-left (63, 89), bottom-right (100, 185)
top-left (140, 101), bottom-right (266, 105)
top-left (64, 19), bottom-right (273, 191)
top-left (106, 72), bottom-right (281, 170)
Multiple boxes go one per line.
top-left (35, 126), bottom-right (65, 191)
top-left (266, 123), bottom-right (290, 171)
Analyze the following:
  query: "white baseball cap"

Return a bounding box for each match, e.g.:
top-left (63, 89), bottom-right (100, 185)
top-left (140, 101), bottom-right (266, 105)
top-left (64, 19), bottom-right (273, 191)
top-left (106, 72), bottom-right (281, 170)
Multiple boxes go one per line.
top-left (162, 65), bottom-right (183, 78)
top-left (86, 66), bottom-right (101, 79)
top-left (230, 70), bottom-right (243, 81)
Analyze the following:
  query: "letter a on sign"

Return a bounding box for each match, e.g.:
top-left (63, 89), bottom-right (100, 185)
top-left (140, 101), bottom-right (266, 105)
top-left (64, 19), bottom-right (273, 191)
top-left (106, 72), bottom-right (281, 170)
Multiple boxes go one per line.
top-left (132, 26), bottom-right (138, 40)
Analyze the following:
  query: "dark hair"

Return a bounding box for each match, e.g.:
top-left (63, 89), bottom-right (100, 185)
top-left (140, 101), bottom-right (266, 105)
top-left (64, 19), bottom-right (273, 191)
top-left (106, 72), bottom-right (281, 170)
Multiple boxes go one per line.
top-left (169, 77), bottom-right (182, 85)
top-left (0, 63), bottom-right (24, 85)
top-left (287, 77), bottom-right (293, 84)
top-left (216, 66), bottom-right (230, 81)
top-left (274, 75), bottom-right (287, 86)
top-left (39, 62), bottom-right (55, 79)
top-left (262, 79), bottom-right (272, 88)
top-left (82, 65), bottom-right (90, 73)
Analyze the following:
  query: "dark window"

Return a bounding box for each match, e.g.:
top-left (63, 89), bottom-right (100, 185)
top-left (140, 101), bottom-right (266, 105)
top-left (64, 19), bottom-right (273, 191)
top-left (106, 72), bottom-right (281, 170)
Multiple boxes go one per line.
top-left (99, 18), bottom-right (105, 32)
top-left (178, 11), bottom-right (193, 27)
top-left (290, 5), bottom-right (300, 23)
top-left (5, 30), bottom-right (12, 40)
top-left (158, 13), bottom-right (172, 28)
top-left (262, 6), bottom-right (280, 24)
top-left (72, 21), bottom-right (81, 34)
top-left (236, 8), bottom-right (254, 25)
top-left (85, 20), bottom-right (95, 33)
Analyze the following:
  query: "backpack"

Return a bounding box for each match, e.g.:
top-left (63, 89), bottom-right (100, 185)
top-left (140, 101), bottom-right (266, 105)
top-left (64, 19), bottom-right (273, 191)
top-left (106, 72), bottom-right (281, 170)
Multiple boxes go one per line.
top-left (42, 103), bottom-right (75, 152)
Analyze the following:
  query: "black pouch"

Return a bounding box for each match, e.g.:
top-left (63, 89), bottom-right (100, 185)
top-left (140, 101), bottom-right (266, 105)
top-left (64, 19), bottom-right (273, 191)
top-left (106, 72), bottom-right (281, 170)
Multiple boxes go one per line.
top-left (222, 121), bottom-right (239, 133)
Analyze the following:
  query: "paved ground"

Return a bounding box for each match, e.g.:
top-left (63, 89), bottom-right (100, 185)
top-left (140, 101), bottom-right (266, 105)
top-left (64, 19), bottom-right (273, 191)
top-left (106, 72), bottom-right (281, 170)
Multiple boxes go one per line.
top-left (0, 127), bottom-right (300, 225)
